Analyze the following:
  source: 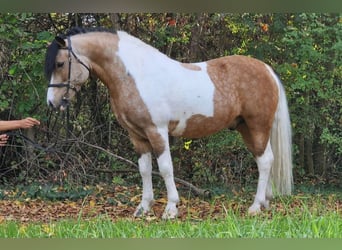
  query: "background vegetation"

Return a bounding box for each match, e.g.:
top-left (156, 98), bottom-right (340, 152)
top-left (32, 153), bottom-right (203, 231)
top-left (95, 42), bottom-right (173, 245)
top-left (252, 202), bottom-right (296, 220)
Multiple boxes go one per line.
top-left (0, 13), bottom-right (341, 193)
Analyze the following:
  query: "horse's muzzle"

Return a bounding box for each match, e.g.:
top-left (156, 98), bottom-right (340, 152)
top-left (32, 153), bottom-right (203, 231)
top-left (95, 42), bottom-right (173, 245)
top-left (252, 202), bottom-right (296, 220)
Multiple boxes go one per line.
top-left (48, 100), bottom-right (54, 109)
top-left (48, 99), bottom-right (69, 112)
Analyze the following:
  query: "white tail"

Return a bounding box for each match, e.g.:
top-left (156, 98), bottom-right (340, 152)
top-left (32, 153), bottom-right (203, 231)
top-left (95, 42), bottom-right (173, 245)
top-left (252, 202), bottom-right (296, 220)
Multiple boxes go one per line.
top-left (268, 67), bottom-right (293, 195)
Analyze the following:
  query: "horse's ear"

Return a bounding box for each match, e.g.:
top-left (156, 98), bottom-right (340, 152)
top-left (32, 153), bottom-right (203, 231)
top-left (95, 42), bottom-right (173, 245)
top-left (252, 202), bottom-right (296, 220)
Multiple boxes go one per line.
top-left (55, 36), bottom-right (66, 48)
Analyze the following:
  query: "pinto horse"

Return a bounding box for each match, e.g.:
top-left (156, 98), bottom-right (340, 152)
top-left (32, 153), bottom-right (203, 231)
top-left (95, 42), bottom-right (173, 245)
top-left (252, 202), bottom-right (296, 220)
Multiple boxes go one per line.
top-left (45, 27), bottom-right (293, 219)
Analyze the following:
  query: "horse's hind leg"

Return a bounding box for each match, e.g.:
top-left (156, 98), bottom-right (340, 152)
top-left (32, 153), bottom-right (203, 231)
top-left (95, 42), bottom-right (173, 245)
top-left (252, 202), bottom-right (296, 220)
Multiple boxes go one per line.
top-left (237, 123), bottom-right (274, 214)
top-left (250, 140), bottom-right (274, 214)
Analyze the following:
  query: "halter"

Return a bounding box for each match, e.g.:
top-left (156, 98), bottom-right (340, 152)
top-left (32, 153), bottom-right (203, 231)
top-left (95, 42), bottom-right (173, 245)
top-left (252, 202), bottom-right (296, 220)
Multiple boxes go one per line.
top-left (47, 36), bottom-right (91, 101)
top-left (47, 36), bottom-right (91, 137)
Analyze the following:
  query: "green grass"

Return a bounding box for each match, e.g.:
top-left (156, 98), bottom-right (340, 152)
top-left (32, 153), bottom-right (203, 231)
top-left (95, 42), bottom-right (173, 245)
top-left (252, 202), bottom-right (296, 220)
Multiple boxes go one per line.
top-left (0, 205), bottom-right (340, 238)
top-left (0, 184), bottom-right (340, 238)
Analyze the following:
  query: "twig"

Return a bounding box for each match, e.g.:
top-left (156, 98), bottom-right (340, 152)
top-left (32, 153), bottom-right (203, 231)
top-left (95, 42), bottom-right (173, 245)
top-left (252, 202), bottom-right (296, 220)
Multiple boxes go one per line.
top-left (78, 140), bottom-right (211, 197)
top-left (77, 140), bottom-right (138, 167)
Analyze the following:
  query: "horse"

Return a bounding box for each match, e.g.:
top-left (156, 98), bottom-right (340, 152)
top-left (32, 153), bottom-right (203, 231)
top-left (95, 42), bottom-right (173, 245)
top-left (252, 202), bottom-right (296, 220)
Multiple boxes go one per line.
top-left (45, 27), bottom-right (293, 219)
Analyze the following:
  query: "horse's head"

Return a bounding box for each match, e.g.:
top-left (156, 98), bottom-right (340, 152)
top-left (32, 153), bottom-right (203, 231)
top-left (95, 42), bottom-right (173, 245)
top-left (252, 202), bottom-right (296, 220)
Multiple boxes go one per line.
top-left (45, 36), bottom-right (90, 111)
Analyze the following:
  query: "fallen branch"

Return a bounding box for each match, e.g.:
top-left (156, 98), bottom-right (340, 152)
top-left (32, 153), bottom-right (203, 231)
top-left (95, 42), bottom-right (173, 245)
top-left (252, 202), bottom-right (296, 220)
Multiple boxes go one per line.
top-left (78, 140), bottom-right (211, 197)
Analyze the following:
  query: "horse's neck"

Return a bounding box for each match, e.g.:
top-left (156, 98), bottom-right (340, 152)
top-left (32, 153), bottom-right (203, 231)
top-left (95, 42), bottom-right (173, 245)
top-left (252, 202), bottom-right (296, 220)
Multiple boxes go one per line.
top-left (116, 31), bottom-right (171, 66)
top-left (73, 33), bottom-right (120, 85)
top-left (81, 31), bottom-right (172, 90)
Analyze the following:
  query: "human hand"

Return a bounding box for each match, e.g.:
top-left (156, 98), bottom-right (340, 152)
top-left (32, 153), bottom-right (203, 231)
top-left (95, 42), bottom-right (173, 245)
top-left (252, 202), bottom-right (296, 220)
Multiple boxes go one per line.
top-left (20, 117), bottom-right (41, 129)
top-left (0, 134), bottom-right (9, 146)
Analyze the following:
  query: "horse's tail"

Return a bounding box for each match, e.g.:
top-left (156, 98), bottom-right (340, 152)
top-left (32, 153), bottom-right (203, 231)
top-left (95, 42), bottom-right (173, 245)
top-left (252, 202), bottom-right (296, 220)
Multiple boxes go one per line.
top-left (268, 66), bottom-right (293, 195)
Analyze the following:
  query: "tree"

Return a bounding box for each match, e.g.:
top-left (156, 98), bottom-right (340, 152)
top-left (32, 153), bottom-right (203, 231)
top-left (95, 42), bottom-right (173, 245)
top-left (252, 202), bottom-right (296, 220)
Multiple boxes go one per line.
top-left (0, 13), bottom-right (340, 188)
top-left (275, 13), bottom-right (341, 178)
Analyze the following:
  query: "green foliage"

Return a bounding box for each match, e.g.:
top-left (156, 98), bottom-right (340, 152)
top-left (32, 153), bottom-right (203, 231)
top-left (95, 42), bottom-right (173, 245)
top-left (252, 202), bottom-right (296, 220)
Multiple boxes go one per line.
top-left (172, 131), bottom-right (254, 188)
top-left (0, 13), bottom-right (340, 188)
top-left (276, 13), bottom-right (341, 165)
top-left (0, 183), bottom-right (94, 201)
top-left (0, 13), bottom-right (53, 119)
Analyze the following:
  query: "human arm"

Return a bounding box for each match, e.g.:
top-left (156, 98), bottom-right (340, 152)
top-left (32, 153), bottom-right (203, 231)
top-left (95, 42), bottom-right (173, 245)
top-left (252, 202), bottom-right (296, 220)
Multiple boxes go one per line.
top-left (0, 117), bottom-right (40, 131)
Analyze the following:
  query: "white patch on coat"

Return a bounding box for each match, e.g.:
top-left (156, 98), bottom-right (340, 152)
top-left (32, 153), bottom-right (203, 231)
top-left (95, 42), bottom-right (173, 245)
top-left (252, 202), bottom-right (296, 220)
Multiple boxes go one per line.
top-left (47, 75), bottom-right (56, 106)
top-left (116, 31), bottom-right (215, 135)
top-left (249, 140), bottom-right (274, 214)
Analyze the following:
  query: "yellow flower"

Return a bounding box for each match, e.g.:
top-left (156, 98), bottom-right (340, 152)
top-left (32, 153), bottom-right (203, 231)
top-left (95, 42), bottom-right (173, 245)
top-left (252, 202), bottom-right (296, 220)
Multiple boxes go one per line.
top-left (184, 140), bottom-right (192, 150)
top-left (19, 225), bottom-right (27, 235)
top-left (42, 223), bottom-right (55, 237)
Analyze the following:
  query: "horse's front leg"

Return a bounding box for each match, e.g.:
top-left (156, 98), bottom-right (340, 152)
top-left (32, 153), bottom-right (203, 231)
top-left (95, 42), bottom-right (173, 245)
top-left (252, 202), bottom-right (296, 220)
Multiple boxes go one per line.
top-left (157, 146), bottom-right (180, 219)
top-left (134, 152), bottom-right (155, 217)
top-left (152, 130), bottom-right (179, 219)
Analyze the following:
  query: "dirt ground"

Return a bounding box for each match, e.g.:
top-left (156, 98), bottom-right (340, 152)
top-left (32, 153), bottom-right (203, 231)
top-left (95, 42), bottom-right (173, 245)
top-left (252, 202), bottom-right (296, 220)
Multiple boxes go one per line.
top-left (0, 185), bottom-right (340, 223)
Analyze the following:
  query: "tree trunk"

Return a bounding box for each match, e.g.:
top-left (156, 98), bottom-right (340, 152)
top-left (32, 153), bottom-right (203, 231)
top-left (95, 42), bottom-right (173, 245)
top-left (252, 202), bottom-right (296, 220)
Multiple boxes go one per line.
top-left (305, 137), bottom-right (315, 176)
top-left (313, 127), bottom-right (327, 177)
top-left (298, 133), bottom-right (305, 171)
top-left (109, 13), bottom-right (121, 30)
top-left (189, 13), bottom-right (206, 62)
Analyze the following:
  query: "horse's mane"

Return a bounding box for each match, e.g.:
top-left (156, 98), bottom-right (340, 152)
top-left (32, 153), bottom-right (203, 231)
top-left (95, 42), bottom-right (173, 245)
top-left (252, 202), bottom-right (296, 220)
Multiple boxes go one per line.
top-left (44, 27), bottom-right (116, 80)
top-left (64, 27), bottom-right (116, 38)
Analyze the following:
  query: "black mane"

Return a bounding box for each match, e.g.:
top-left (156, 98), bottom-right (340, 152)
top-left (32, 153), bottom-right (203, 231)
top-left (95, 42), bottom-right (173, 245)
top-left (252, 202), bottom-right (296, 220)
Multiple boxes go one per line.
top-left (44, 27), bottom-right (116, 80)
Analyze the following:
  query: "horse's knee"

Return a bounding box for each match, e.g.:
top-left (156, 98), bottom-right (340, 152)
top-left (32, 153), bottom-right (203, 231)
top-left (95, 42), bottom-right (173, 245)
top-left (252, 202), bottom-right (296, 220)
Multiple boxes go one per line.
top-left (138, 153), bottom-right (152, 175)
top-left (157, 150), bottom-right (173, 177)
top-left (256, 141), bottom-right (274, 172)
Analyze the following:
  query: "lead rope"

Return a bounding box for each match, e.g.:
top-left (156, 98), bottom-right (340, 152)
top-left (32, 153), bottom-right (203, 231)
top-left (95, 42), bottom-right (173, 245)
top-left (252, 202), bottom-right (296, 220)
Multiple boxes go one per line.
top-left (66, 102), bottom-right (71, 138)
top-left (65, 36), bottom-right (73, 138)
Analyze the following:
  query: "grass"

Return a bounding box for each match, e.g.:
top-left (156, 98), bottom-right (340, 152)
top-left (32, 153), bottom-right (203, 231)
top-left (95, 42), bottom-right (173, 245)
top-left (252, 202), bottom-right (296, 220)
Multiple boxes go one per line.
top-left (0, 197), bottom-right (340, 238)
top-left (0, 212), bottom-right (340, 238)
top-left (0, 183), bottom-right (340, 238)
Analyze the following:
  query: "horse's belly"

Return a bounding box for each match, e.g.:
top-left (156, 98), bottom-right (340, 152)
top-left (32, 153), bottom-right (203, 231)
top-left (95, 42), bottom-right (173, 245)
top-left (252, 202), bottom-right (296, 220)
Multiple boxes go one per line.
top-left (169, 114), bottom-right (227, 138)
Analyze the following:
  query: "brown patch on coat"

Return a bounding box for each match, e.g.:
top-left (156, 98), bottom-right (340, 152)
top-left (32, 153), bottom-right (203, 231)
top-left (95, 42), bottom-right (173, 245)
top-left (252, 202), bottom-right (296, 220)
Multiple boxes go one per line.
top-left (74, 32), bottom-right (166, 156)
top-left (180, 114), bottom-right (240, 138)
top-left (49, 49), bottom-right (77, 102)
top-left (181, 63), bottom-right (201, 71)
top-left (168, 120), bottom-right (180, 134)
top-left (182, 55), bottom-right (279, 156)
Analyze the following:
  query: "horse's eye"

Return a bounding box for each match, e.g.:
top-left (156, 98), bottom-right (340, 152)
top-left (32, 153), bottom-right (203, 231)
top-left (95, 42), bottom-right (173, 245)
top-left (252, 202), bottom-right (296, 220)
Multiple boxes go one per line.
top-left (56, 62), bottom-right (65, 68)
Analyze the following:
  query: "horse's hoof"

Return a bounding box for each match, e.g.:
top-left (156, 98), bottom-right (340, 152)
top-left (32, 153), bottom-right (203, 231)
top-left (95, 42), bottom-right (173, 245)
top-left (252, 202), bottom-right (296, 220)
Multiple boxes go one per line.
top-left (133, 207), bottom-right (144, 217)
top-left (133, 199), bottom-right (155, 217)
top-left (262, 200), bottom-right (270, 210)
top-left (248, 204), bottom-right (261, 216)
top-left (162, 211), bottom-right (178, 220)
top-left (162, 207), bottom-right (178, 220)
top-left (134, 206), bottom-right (150, 217)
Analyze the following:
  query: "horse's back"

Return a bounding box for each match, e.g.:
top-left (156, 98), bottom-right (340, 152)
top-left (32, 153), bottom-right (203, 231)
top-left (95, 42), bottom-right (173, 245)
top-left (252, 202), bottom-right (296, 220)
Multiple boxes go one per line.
top-left (167, 55), bottom-right (278, 138)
